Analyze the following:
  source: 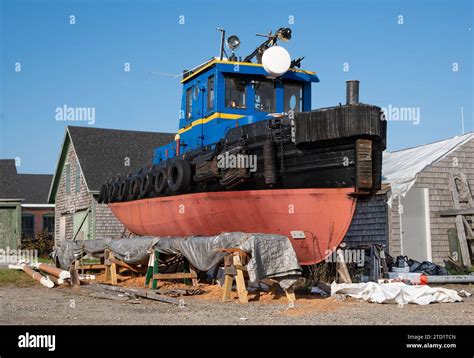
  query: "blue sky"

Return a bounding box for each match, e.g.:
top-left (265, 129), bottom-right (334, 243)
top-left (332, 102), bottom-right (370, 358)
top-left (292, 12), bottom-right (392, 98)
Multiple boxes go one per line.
top-left (0, 0), bottom-right (472, 174)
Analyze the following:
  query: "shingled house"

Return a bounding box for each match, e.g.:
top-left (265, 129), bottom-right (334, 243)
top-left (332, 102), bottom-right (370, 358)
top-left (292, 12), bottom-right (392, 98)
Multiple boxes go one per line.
top-left (48, 126), bottom-right (174, 244)
top-left (383, 132), bottom-right (474, 266)
top-left (0, 160), bottom-right (54, 250)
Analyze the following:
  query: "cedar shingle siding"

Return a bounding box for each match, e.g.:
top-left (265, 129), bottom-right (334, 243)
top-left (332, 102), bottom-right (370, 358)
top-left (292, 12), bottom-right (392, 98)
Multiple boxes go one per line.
top-left (344, 193), bottom-right (389, 248)
top-left (389, 137), bottom-right (474, 264)
top-left (54, 142), bottom-right (94, 242)
top-left (50, 126), bottom-right (175, 243)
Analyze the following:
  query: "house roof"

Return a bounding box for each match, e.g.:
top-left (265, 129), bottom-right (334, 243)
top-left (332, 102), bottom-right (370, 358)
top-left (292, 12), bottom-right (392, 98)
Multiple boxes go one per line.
top-left (48, 126), bottom-right (175, 203)
top-left (382, 132), bottom-right (474, 202)
top-left (0, 159), bottom-right (53, 204)
top-left (18, 174), bottom-right (55, 204)
top-left (0, 160), bottom-right (21, 200)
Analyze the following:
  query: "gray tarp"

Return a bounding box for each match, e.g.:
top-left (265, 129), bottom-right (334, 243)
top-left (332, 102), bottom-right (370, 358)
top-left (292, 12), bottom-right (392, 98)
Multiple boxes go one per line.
top-left (52, 232), bottom-right (302, 289)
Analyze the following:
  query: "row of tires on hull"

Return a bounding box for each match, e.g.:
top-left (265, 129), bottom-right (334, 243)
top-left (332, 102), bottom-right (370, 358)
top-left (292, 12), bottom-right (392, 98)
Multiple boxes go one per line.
top-left (98, 159), bottom-right (192, 204)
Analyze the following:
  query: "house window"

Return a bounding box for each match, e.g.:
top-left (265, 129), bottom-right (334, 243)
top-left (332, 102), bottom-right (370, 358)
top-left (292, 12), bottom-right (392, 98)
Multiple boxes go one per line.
top-left (207, 75), bottom-right (215, 111)
top-left (75, 161), bottom-right (81, 192)
top-left (284, 83), bottom-right (303, 113)
top-left (65, 163), bottom-right (71, 193)
top-left (21, 214), bottom-right (35, 240)
top-left (225, 76), bottom-right (246, 109)
top-left (254, 80), bottom-right (275, 112)
top-left (43, 214), bottom-right (54, 235)
top-left (185, 87), bottom-right (193, 119)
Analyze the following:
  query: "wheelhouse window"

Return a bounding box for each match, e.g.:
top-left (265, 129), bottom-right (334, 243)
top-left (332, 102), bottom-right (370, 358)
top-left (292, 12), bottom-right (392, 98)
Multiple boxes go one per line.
top-left (22, 214), bottom-right (34, 240)
top-left (185, 87), bottom-right (193, 119)
top-left (207, 75), bottom-right (215, 111)
top-left (254, 80), bottom-right (275, 112)
top-left (43, 214), bottom-right (55, 235)
top-left (225, 76), bottom-right (246, 109)
top-left (284, 83), bottom-right (303, 113)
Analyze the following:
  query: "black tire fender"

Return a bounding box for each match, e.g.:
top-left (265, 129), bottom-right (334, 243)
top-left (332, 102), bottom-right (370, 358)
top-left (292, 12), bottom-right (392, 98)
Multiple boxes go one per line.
top-left (167, 159), bottom-right (192, 193)
top-left (129, 175), bottom-right (141, 200)
top-left (153, 168), bottom-right (168, 194)
top-left (107, 180), bottom-right (119, 203)
top-left (117, 176), bottom-right (131, 202)
top-left (139, 170), bottom-right (154, 199)
top-left (98, 183), bottom-right (108, 203)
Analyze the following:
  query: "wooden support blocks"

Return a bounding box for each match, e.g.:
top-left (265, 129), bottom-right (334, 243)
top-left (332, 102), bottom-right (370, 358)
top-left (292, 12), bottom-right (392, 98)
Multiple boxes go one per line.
top-left (233, 254), bottom-right (248, 303)
top-left (104, 249), bottom-right (117, 285)
top-left (221, 249), bottom-right (248, 303)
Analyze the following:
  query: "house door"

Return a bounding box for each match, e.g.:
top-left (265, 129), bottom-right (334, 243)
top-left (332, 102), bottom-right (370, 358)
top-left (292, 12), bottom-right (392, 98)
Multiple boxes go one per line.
top-left (0, 206), bottom-right (20, 250)
top-left (73, 210), bottom-right (90, 241)
top-left (59, 216), bottom-right (66, 241)
top-left (400, 187), bottom-right (432, 261)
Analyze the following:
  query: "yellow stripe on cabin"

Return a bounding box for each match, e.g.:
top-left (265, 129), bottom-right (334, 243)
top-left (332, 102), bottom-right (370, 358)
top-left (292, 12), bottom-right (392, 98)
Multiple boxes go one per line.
top-left (177, 112), bottom-right (244, 135)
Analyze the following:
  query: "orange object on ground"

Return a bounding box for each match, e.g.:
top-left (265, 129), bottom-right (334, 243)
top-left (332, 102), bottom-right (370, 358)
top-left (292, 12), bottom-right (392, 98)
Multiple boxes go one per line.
top-left (420, 275), bottom-right (428, 285)
top-left (109, 188), bottom-right (357, 265)
top-left (22, 265), bottom-right (55, 288)
top-left (35, 263), bottom-right (71, 283)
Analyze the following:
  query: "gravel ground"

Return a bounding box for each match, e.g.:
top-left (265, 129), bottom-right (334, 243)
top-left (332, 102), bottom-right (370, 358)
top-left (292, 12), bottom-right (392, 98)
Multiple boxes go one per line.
top-left (0, 283), bottom-right (473, 325)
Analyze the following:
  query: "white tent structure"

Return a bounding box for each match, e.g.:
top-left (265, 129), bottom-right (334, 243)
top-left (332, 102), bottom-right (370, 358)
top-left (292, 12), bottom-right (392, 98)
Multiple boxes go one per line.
top-left (383, 133), bottom-right (474, 206)
top-left (382, 132), bottom-right (474, 264)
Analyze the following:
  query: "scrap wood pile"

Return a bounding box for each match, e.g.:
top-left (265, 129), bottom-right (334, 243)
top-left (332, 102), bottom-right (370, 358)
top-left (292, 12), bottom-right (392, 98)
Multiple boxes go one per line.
top-left (8, 260), bottom-right (188, 305)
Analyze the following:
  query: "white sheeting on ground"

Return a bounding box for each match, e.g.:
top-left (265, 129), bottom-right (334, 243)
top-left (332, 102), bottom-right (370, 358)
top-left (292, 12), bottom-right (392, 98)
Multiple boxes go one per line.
top-left (331, 282), bottom-right (463, 305)
top-left (382, 132), bottom-right (473, 205)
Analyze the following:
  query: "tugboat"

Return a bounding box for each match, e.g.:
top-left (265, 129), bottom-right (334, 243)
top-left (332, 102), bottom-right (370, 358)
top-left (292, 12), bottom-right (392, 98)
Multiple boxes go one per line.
top-left (100, 28), bottom-right (386, 265)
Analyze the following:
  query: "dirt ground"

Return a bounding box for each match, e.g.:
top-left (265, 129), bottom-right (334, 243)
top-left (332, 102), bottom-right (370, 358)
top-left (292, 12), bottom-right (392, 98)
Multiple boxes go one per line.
top-left (1, 280), bottom-right (473, 325)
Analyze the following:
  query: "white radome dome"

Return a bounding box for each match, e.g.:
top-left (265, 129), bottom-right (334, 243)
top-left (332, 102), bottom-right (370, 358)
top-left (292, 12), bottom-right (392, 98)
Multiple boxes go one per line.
top-left (262, 46), bottom-right (291, 77)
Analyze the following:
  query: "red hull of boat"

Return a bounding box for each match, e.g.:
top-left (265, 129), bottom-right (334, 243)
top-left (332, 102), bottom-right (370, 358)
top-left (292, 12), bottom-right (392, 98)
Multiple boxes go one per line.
top-left (108, 188), bottom-right (357, 265)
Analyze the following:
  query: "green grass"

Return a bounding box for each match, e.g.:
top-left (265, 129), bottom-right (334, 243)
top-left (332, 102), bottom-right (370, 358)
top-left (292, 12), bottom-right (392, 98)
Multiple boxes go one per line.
top-left (0, 269), bottom-right (37, 287)
top-left (37, 257), bottom-right (54, 264)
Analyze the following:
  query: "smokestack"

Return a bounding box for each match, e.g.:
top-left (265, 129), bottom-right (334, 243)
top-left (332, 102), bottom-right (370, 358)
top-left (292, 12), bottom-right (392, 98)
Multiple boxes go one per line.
top-left (346, 80), bottom-right (359, 105)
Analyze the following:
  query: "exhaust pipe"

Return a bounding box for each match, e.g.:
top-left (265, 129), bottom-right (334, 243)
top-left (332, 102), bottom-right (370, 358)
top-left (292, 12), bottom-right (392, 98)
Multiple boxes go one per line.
top-left (346, 80), bottom-right (359, 105)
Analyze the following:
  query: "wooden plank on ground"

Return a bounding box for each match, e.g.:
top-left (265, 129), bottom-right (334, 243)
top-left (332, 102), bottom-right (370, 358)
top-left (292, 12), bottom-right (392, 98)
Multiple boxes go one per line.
top-left (153, 273), bottom-right (197, 280)
top-left (79, 264), bottom-right (106, 270)
top-left (111, 258), bottom-right (143, 273)
top-left (93, 284), bottom-right (182, 305)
